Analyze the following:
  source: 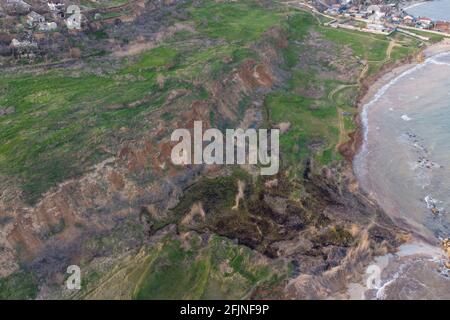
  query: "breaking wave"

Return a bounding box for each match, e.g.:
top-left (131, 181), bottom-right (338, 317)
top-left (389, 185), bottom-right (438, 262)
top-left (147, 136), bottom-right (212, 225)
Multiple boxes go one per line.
top-left (357, 52), bottom-right (450, 167)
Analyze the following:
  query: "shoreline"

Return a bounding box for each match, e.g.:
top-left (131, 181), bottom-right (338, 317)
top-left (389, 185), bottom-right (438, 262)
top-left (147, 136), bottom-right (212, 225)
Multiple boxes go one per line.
top-left (353, 39), bottom-right (450, 238)
top-left (359, 39), bottom-right (450, 111)
top-left (402, 0), bottom-right (450, 22)
top-left (354, 44), bottom-right (450, 220)
top-left (346, 42), bottom-right (450, 298)
top-left (351, 39), bottom-right (450, 173)
top-left (354, 39), bottom-right (450, 237)
top-left (402, 0), bottom-right (428, 12)
top-left (347, 239), bottom-right (449, 299)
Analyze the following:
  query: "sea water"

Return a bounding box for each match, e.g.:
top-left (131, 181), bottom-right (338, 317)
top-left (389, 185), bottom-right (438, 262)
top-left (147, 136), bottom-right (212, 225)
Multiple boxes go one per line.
top-left (406, 0), bottom-right (450, 22)
top-left (355, 53), bottom-right (450, 239)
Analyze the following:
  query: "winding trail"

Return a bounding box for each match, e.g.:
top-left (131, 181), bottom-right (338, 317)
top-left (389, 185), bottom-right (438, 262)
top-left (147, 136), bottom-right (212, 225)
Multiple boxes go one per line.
top-left (359, 63), bottom-right (370, 83)
top-left (336, 107), bottom-right (346, 151)
top-left (329, 84), bottom-right (357, 150)
top-left (386, 40), bottom-right (396, 60)
top-left (328, 84), bottom-right (358, 102)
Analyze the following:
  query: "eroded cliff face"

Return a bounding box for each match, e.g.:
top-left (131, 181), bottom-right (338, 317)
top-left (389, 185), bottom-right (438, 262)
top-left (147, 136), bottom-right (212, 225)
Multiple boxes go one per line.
top-left (0, 1), bottom-right (411, 299)
top-left (0, 24), bottom-right (286, 288)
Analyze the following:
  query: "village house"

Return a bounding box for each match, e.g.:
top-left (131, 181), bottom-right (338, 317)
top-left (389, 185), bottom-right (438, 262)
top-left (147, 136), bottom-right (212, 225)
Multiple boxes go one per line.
top-left (341, 5), bottom-right (359, 17)
top-left (319, 1), bottom-right (446, 35)
top-left (347, 6), bottom-right (358, 14)
top-left (417, 17), bottom-right (433, 29)
top-left (403, 15), bottom-right (415, 26)
top-left (391, 15), bottom-right (401, 24)
top-left (354, 11), bottom-right (369, 19)
top-left (331, 4), bottom-right (341, 10)
top-left (26, 11), bottom-right (45, 28)
top-left (48, 1), bottom-right (65, 18)
top-left (434, 21), bottom-right (450, 33)
top-left (380, 5), bottom-right (393, 15)
top-left (367, 5), bottom-right (385, 22)
top-left (325, 4), bottom-right (342, 16)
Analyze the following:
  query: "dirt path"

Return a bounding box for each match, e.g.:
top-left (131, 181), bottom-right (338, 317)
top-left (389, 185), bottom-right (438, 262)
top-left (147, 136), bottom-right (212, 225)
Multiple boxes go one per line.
top-left (329, 85), bottom-right (357, 151)
top-left (336, 107), bottom-right (346, 151)
top-left (358, 62), bottom-right (369, 83)
top-left (328, 84), bottom-right (357, 102)
top-left (280, 1), bottom-right (334, 24)
top-left (360, 40), bottom-right (396, 82)
top-left (386, 40), bottom-right (397, 61)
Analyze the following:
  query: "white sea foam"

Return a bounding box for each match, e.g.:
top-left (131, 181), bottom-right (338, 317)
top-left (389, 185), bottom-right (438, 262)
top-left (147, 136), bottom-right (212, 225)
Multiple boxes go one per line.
top-left (430, 59), bottom-right (450, 67)
top-left (373, 241), bottom-right (445, 299)
top-left (425, 195), bottom-right (437, 209)
top-left (375, 262), bottom-right (409, 300)
top-left (355, 50), bottom-right (450, 244)
top-left (404, 1), bottom-right (427, 11)
top-left (357, 52), bottom-right (450, 164)
top-left (401, 114), bottom-right (412, 121)
top-left (406, 0), bottom-right (450, 22)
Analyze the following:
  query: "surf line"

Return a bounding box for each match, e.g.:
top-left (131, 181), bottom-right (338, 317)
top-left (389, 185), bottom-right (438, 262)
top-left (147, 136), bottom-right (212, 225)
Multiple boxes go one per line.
top-left (358, 52), bottom-right (450, 159)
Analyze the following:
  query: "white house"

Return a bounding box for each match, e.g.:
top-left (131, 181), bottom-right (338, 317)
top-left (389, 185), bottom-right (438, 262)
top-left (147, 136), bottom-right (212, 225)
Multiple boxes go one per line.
top-left (367, 5), bottom-right (385, 22)
top-left (418, 17), bottom-right (433, 26)
top-left (403, 15), bottom-right (415, 25)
